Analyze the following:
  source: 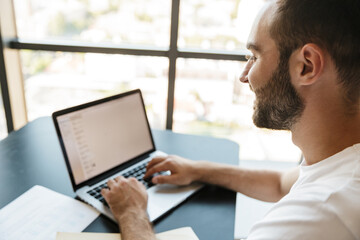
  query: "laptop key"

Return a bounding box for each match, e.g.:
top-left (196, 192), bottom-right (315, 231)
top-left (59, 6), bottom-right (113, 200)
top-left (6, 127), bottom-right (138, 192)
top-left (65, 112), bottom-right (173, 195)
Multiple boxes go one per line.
top-left (88, 191), bottom-right (97, 196)
top-left (143, 175), bottom-right (154, 183)
top-left (95, 194), bottom-right (103, 199)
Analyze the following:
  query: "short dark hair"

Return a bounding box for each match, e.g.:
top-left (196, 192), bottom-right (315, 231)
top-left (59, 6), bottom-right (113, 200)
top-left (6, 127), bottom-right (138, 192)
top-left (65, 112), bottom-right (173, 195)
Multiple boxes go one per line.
top-left (270, 0), bottom-right (360, 110)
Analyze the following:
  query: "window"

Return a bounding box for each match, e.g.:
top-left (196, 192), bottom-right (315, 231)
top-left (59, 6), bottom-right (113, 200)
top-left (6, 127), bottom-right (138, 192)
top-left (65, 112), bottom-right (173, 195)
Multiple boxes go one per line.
top-left (179, 0), bottom-right (264, 51)
top-left (174, 58), bottom-right (300, 161)
top-left (21, 50), bottom-right (168, 129)
top-left (1, 0), bottom-right (301, 162)
top-left (14, 0), bottom-right (171, 47)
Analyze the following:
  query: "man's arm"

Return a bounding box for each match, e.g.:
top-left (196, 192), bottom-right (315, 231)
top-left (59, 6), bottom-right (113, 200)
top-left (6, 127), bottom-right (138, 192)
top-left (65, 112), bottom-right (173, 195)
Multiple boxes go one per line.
top-left (116, 211), bottom-right (154, 240)
top-left (145, 155), bottom-right (299, 202)
top-left (101, 177), bottom-right (155, 240)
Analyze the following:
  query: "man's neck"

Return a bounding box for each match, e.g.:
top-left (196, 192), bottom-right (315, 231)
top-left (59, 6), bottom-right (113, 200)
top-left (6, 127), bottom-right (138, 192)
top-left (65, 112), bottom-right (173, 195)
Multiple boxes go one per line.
top-left (291, 103), bottom-right (360, 165)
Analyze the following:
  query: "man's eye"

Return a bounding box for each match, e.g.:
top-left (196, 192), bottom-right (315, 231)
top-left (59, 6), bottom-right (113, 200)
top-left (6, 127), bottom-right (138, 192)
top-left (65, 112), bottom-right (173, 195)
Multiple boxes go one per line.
top-left (245, 55), bottom-right (257, 62)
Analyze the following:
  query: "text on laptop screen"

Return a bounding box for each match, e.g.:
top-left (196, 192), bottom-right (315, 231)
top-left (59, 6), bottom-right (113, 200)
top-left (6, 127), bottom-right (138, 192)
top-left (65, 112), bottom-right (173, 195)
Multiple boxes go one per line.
top-left (56, 93), bottom-right (154, 185)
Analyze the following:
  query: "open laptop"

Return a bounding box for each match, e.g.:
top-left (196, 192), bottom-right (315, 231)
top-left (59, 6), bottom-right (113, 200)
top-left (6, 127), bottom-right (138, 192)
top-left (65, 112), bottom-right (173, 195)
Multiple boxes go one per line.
top-left (52, 89), bottom-right (203, 222)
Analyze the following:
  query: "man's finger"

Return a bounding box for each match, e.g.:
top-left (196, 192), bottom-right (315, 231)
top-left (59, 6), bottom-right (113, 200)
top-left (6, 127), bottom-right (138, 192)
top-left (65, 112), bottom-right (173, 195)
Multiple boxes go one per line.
top-left (107, 178), bottom-right (117, 189)
top-left (101, 188), bottom-right (110, 199)
top-left (146, 156), bottom-right (166, 171)
top-left (144, 160), bottom-right (173, 179)
top-left (152, 175), bottom-right (178, 184)
top-left (114, 175), bottom-right (125, 182)
top-left (128, 177), bottom-right (139, 183)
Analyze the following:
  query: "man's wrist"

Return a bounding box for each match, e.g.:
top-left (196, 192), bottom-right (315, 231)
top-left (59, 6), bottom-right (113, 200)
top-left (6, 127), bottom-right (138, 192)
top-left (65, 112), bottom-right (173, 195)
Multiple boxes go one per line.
top-left (117, 208), bottom-right (155, 240)
top-left (192, 161), bottom-right (209, 183)
top-left (117, 208), bottom-right (148, 224)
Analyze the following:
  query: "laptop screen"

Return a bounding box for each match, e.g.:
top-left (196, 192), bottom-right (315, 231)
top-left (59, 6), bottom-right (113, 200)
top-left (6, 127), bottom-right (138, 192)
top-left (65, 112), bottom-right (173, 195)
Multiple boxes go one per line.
top-left (54, 90), bottom-right (154, 185)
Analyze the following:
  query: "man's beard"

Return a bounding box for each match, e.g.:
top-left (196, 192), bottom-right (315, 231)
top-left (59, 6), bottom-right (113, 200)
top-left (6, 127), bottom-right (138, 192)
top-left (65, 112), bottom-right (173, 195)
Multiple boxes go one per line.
top-left (252, 56), bottom-right (305, 130)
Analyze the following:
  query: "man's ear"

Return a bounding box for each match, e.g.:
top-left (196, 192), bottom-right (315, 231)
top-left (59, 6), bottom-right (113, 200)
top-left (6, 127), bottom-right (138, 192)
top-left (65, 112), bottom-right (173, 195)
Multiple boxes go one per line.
top-left (292, 43), bottom-right (325, 86)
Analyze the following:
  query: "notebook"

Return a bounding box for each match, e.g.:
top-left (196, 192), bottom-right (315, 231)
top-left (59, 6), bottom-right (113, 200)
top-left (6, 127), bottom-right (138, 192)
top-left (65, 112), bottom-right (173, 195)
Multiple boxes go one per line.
top-left (52, 89), bottom-right (203, 222)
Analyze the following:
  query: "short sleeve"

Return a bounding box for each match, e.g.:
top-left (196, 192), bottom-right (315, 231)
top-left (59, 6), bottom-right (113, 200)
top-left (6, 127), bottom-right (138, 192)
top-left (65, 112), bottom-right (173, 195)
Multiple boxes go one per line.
top-left (247, 197), bottom-right (354, 240)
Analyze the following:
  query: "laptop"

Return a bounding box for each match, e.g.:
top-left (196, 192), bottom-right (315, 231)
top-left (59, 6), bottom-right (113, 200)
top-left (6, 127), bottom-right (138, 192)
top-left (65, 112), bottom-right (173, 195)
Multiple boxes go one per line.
top-left (52, 89), bottom-right (203, 222)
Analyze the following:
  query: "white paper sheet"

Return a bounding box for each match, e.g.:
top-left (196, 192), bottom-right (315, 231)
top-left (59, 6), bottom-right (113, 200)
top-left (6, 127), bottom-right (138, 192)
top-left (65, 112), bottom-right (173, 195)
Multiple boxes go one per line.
top-left (56, 227), bottom-right (199, 240)
top-left (0, 185), bottom-right (99, 240)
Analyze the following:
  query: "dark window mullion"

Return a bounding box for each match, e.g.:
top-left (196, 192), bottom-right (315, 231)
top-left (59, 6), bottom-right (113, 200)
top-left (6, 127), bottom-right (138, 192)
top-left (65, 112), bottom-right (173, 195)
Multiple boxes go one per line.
top-left (178, 48), bottom-right (248, 61)
top-left (9, 39), bottom-right (169, 57)
top-left (166, 0), bottom-right (180, 130)
top-left (0, 29), bottom-right (14, 132)
top-left (8, 38), bottom-right (248, 61)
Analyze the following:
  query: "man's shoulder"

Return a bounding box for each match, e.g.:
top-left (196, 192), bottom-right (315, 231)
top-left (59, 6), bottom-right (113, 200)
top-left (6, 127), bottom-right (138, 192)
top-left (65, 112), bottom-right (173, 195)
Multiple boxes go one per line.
top-left (325, 179), bottom-right (360, 239)
top-left (247, 174), bottom-right (360, 240)
top-left (247, 191), bottom-right (357, 240)
top-left (293, 144), bottom-right (360, 198)
top-left (247, 145), bottom-right (360, 239)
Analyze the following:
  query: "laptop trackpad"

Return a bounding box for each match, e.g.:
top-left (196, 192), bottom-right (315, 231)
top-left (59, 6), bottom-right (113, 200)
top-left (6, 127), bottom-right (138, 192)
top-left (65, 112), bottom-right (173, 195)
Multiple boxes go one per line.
top-left (147, 183), bottom-right (203, 222)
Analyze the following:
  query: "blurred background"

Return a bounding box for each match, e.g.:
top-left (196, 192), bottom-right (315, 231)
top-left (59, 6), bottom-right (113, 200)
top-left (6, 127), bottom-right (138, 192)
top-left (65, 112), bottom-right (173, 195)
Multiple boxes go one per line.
top-left (0, 0), bottom-right (301, 162)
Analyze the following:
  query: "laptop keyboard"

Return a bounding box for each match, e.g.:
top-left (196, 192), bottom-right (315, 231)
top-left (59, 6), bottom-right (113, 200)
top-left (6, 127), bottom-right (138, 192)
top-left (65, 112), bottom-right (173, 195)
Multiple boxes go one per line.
top-left (86, 161), bottom-right (167, 207)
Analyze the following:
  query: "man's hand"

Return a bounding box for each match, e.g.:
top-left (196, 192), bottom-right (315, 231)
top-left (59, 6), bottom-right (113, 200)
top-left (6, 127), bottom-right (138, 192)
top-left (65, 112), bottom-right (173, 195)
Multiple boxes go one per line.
top-left (144, 155), bottom-right (200, 185)
top-left (101, 176), bottom-right (148, 222)
top-left (101, 176), bottom-right (155, 240)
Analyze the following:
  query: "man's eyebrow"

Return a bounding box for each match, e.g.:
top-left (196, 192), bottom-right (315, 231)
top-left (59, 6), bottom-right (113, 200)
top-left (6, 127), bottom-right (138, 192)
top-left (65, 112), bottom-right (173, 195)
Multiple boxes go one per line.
top-left (246, 43), bottom-right (261, 53)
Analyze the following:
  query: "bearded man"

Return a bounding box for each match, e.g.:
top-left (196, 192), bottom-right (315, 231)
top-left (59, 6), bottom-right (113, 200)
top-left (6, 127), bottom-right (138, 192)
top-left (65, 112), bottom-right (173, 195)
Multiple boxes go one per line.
top-left (102, 0), bottom-right (360, 239)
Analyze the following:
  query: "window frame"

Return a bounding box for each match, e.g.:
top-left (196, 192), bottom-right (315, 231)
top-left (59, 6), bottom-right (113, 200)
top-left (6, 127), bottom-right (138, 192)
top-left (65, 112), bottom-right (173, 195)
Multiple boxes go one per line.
top-left (0, 0), bottom-right (247, 133)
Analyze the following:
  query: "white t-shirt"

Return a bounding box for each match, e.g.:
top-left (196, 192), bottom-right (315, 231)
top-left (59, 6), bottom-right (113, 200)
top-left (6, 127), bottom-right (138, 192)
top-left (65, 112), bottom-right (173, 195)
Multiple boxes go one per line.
top-left (248, 143), bottom-right (360, 240)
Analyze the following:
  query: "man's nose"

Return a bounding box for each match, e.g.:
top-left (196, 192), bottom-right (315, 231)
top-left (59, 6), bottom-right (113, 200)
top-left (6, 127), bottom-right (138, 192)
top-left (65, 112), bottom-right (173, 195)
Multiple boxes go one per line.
top-left (239, 60), bottom-right (252, 83)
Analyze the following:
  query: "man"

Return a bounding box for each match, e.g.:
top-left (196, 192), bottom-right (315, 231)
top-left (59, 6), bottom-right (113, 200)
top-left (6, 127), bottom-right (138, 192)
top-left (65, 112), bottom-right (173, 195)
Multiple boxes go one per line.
top-left (102, 0), bottom-right (360, 239)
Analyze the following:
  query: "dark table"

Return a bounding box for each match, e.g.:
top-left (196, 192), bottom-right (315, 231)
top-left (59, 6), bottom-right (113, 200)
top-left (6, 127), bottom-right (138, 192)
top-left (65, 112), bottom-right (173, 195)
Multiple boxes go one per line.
top-left (0, 117), bottom-right (239, 239)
